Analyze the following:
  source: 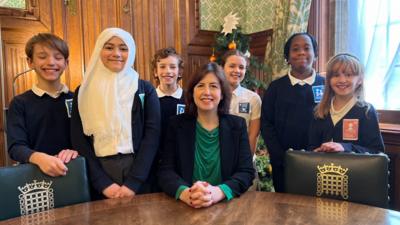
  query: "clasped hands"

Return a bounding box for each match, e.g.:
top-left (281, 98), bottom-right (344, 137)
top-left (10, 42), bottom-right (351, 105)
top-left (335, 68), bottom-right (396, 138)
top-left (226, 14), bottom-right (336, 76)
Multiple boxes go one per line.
top-left (103, 183), bottom-right (135, 199)
top-left (179, 181), bottom-right (225, 208)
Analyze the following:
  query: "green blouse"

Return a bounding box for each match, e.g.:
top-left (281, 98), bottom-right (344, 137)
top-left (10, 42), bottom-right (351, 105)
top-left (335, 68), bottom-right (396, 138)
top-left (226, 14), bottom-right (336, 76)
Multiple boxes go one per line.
top-left (175, 122), bottom-right (234, 201)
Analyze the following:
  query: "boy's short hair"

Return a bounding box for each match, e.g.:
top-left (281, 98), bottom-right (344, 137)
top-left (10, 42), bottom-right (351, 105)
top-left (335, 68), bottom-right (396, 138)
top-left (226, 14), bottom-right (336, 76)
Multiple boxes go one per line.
top-left (25, 33), bottom-right (69, 60)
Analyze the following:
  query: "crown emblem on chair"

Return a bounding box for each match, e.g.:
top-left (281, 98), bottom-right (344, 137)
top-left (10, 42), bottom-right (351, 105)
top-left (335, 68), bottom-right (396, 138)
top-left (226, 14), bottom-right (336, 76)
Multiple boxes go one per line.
top-left (18, 180), bottom-right (54, 216)
top-left (18, 180), bottom-right (53, 194)
top-left (316, 163), bottom-right (349, 199)
top-left (317, 163), bottom-right (348, 175)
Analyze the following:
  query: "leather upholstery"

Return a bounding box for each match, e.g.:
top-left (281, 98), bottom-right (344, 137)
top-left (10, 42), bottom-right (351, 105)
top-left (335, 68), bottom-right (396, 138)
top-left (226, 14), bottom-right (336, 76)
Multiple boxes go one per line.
top-left (285, 150), bottom-right (389, 208)
top-left (0, 157), bottom-right (90, 220)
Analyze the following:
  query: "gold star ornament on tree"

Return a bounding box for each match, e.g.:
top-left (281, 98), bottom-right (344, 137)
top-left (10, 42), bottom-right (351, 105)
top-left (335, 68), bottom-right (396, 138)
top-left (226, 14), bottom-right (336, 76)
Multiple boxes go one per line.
top-left (221, 12), bottom-right (240, 36)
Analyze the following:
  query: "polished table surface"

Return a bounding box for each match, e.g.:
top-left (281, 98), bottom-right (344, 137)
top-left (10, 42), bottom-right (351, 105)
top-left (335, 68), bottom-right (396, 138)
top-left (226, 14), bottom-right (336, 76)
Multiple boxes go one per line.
top-left (1, 191), bottom-right (400, 225)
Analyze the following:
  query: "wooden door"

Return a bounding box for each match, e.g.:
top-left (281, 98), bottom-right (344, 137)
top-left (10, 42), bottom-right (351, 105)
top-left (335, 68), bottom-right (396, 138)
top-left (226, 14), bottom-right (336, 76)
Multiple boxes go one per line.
top-left (0, 1), bottom-right (51, 166)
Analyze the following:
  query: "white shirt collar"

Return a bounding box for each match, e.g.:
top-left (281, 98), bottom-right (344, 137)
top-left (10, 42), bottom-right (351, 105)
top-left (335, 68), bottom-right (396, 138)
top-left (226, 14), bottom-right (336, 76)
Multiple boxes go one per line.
top-left (232, 85), bottom-right (244, 96)
top-left (330, 96), bottom-right (357, 126)
top-left (156, 86), bottom-right (183, 99)
top-left (288, 69), bottom-right (316, 86)
top-left (32, 84), bottom-right (69, 98)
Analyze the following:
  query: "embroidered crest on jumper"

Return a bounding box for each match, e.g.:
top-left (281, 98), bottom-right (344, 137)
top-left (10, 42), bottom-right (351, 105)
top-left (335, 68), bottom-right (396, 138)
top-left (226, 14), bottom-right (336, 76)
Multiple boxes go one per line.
top-left (139, 93), bottom-right (145, 109)
top-left (317, 163), bottom-right (349, 199)
top-left (18, 180), bottom-right (54, 216)
top-left (238, 102), bottom-right (250, 114)
top-left (312, 85), bottom-right (324, 103)
top-left (65, 99), bottom-right (73, 118)
top-left (176, 104), bottom-right (185, 115)
top-left (343, 119), bottom-right (359, 140)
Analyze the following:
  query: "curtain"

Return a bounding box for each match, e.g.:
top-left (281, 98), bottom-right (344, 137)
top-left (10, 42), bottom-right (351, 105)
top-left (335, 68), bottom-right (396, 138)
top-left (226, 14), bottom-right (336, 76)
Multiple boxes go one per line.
top-left (343, 0), bottom-right (400, 109)
top-left (264, 0), bottom-right (313, 79)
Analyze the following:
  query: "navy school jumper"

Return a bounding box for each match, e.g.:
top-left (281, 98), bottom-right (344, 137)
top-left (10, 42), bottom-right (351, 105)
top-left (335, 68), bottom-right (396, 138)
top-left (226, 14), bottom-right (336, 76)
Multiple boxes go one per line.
top-left (7, 90), bottom-right (73, 163)
top-left (260, 74), bottom-right (325, 192)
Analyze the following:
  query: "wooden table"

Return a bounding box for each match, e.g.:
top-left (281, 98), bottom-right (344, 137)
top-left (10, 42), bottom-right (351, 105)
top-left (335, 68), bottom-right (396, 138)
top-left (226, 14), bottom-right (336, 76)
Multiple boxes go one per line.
top-left (1, 191), bottom-right (399, 225)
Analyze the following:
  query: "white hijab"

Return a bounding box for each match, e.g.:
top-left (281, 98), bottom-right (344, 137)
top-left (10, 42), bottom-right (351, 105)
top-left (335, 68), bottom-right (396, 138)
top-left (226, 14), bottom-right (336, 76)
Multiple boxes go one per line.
top-left (78, 27), bottom-right (138, 157)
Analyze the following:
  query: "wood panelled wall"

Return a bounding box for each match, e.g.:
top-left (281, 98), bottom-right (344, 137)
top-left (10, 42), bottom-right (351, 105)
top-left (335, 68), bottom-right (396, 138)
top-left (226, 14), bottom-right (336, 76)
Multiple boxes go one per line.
top-left (0, 0), bottom-right (272, 167)
top-left (0, 0), bottom-right (195, 166)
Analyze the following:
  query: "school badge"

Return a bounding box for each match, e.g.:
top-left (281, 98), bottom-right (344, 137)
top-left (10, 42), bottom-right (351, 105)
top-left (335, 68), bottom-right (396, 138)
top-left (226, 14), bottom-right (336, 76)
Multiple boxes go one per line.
top-left (312, 85), bottom-right (324, 103)
top-left (176, 104), bottom-right (185, 115)
top-left (18, 180), bottom-right (54, 215)
top-left (139, 93), bottom-right (145, 109)
top-left (238, 102), bottom-right (250, 114)
top-left (343, 119), bottom-right (359, 140)
top-left (317, 163), bottom-right (349, 199)
top-left (65, 99), bottom-right (73, 118)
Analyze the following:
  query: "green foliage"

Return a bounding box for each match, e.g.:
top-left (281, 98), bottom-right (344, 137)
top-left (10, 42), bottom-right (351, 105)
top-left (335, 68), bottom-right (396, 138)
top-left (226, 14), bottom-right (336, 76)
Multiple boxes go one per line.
top-left (255, 154), bottom-right (270, 178)
top-left (255, 153), bottom-right (274, 192)
top-left (213, 26), bottom-right (271, 91)
top-left (256, 134), bottom-right (267, 152)
top-left (215, 27), bottom-right (250, 56)
top-left (255, 136), bottom-right (275, 192)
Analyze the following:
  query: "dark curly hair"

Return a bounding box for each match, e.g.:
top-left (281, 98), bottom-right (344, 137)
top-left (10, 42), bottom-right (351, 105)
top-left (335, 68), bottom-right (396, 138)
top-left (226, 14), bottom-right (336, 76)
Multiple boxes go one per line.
top-left (151, 47), bottom-right (184, 82)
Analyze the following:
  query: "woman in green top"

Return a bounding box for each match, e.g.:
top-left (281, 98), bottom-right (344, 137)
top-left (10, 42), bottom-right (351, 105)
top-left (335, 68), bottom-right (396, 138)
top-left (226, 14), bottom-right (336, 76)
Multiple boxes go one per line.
top-left (158, 62), bottom-right (254, 208)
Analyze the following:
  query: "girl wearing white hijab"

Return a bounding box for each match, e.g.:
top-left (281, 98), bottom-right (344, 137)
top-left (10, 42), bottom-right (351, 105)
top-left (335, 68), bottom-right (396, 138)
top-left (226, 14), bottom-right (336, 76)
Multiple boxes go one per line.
top-left (71, 28), bottom-right (160, 199)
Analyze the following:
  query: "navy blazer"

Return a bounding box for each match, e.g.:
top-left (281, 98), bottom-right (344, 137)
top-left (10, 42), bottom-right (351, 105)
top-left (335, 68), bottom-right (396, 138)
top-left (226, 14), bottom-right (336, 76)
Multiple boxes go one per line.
top-left (158, 113), bottom-right (255, 198)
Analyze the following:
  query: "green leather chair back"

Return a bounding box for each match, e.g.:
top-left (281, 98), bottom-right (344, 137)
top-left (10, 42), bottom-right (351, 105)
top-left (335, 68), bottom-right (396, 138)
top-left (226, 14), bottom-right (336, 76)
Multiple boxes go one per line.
top-left (285, 150), bottom-right (389, 208)
top-left (0, 157), bottom-right (90, 220)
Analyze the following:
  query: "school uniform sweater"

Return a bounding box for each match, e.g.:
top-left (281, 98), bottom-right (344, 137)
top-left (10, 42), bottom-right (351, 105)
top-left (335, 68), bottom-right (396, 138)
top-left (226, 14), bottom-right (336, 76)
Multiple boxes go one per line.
top-left (7, 90), bottom-right (73, 163)
top-left (308, 103), bottom-right (384, 153)
top-left (159, 95), bottom-right (185, 143)
top-left (261, 74), bottom-right (325, 166)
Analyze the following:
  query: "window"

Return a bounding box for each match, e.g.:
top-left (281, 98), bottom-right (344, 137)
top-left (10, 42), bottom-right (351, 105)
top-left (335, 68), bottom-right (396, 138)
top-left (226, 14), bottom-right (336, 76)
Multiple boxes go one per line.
top-left (336, 0), bottom-right (400, 110)
top-left (0, 0), bottom-right (26, 9)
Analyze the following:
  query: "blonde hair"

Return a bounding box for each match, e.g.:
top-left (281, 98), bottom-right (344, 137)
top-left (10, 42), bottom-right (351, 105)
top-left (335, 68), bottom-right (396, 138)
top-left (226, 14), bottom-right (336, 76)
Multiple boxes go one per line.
top-left (314, 53), bottom-right (368, 118)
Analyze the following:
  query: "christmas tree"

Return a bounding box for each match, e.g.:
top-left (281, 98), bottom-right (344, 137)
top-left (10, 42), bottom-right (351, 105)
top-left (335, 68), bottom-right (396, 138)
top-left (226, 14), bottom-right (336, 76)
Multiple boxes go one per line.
top-left (210, 12), bottom-right (271, 92)
top-left (210, 13), bottom-right (274, 192)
